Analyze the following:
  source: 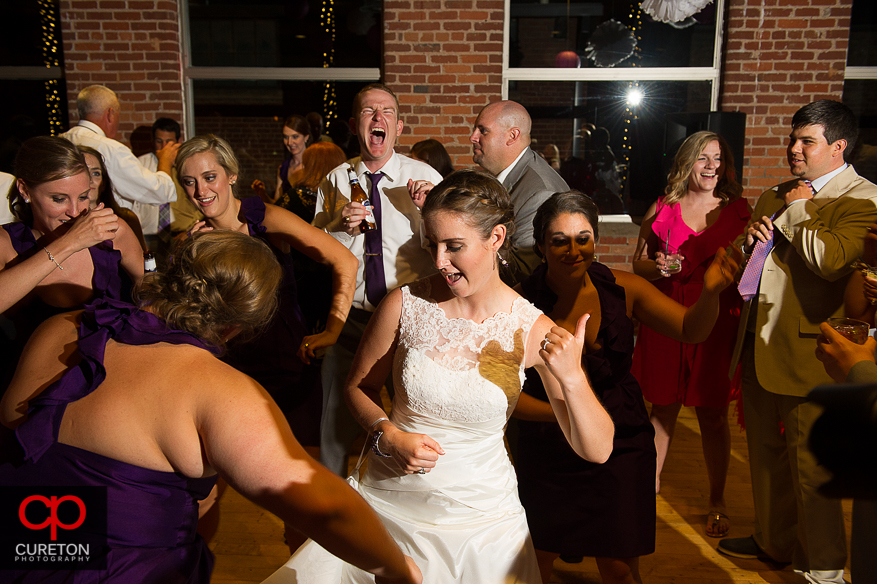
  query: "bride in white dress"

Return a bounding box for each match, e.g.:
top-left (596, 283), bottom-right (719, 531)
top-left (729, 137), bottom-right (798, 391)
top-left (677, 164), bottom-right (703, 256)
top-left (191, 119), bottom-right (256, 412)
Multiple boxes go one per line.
top-left (263, 169), bottom-right (614, 584)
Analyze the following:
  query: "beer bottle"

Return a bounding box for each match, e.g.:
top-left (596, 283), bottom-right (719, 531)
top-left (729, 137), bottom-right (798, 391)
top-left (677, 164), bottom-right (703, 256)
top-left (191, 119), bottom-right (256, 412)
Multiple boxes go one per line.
top-left (144, 250), bottom-right (157, 273)
top-left (347, 167), bottom-right (375, 232)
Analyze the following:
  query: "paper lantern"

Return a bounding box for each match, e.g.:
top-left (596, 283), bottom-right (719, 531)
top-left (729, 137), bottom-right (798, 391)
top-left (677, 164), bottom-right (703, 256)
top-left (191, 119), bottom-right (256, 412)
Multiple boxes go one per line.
top-left (555, 50), bottom-right (581, 68)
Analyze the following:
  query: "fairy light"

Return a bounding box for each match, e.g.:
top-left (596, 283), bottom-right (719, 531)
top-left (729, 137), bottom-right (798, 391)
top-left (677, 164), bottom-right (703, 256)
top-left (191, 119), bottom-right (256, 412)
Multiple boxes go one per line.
top-left (620, 2), bottom-right (643, 190)
top-left (39, 0), bottom-right (62, 135)
top-left (320, 0), bottom-right (337, 129)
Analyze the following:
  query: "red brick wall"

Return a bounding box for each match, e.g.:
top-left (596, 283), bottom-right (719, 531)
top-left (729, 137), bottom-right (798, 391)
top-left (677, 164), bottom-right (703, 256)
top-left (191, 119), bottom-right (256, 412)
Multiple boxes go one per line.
top-left (60, 0), bottom-right (184, 149)
top-left (722, 0), bottom-right (851, 205)
top-left (57, 0), bottom-right (856, 271)
top-left (383, 0), bottom-right (504, 170)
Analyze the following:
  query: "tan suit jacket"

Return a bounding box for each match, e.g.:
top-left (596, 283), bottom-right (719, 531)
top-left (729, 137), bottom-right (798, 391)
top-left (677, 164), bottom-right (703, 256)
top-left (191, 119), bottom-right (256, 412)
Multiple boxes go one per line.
top-left (730, 166), bottom-right (877, 398)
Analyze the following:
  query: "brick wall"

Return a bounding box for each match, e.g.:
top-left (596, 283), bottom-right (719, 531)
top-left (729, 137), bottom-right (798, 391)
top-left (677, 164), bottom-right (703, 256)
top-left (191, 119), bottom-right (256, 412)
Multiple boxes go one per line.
top-left (383, 0), bottom-right (504, 170)
top-left (722, 0), bottom-right (851, 205)
top-left (57, 0), bottom-right (856, 271)
top-left (60, 0), bottom-right (184, 148)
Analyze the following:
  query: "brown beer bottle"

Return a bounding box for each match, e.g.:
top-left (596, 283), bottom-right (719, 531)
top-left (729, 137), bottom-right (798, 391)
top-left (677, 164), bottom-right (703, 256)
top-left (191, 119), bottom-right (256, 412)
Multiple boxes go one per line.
top-left (347, 167), bottom-right (375, 232)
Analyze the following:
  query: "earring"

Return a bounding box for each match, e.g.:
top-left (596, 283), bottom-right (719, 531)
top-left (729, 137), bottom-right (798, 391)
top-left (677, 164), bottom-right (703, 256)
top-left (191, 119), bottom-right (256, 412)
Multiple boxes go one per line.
top-left (23, 199), bottom-right (30, 204)
top-left (497, 251), bottom-right (509, 268)
top-left (230, 180), bottom-right (236, 185)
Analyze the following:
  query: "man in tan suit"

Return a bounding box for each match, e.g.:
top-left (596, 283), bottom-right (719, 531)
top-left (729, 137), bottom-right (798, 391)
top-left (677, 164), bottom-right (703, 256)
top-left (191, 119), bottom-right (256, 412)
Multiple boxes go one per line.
top-left (719, 100), bottom-right (877, 584)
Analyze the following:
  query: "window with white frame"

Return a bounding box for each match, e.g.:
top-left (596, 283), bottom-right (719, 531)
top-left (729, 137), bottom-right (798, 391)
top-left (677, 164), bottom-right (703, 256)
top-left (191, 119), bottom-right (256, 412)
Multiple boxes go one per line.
top-left (503, 0), bottom-right (725, 215)
top-left (843, 0), bottom-right (877, 185)
top-left (180, 0), bottom-right (381, 190)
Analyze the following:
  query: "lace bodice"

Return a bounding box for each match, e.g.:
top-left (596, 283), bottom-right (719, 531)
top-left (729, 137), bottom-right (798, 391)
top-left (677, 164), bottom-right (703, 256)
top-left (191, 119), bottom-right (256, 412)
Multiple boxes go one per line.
top-left (393, 279), bottom-right (542, 423)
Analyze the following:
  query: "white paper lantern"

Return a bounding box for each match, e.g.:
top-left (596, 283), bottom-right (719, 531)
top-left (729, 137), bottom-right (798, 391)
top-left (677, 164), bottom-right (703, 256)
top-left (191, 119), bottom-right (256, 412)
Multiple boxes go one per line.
top-left (641, 0), bottom-right (714, 24)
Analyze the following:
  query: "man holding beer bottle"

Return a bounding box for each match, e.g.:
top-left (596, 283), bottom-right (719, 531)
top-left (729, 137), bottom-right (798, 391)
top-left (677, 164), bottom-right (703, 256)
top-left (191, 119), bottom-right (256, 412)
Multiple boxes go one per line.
top-left (313, 83), bottom-right (443, 476)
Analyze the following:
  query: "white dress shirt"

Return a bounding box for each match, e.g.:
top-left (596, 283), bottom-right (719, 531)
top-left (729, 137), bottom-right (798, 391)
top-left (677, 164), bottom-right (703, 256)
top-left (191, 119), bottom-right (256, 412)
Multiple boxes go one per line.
top-left (495, 147), bottom-right (529, 184)
top-left (0, 172), bottom-right (16, 225)
top-left (60, 120), bottom-right (176, 209)
top-left (314, 152), bottom-right (443, 311)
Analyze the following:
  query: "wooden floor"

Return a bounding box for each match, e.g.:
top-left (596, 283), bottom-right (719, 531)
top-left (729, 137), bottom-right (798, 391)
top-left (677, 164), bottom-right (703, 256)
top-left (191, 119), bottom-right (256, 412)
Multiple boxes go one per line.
top-left (207, 403), bottom-right (853, 583)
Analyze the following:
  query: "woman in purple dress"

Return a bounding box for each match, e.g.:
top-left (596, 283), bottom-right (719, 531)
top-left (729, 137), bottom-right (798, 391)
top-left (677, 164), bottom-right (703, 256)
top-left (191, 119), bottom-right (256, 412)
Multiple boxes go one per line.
top-left (176, 134), bottom-right (356, 549)
top-left (0, 231), bottom-right (420, 584)
top-left (252, 115), bottom-right (312, 204)
top-left (0, 136), bottom-right (143, 387)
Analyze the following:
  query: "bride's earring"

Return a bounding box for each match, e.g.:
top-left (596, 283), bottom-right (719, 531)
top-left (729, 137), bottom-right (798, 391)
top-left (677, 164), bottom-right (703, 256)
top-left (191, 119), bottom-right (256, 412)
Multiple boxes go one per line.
top-left (497, 251), bottom-right (509, 268)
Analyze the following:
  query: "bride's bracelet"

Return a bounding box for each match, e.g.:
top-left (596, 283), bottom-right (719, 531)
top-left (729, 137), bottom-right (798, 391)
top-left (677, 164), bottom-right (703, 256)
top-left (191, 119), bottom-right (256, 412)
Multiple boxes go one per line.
top-left (368, 416), bottom-right (389, 431)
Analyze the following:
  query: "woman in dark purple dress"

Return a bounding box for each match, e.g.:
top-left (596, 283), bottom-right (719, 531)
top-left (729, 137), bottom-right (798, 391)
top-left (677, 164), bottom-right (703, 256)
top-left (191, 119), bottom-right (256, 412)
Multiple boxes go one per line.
top-left (0, 136), bottom-right (143, 387)
top-left (0, 231), bottom-right (420, 584)
top-left (514, 192), bottom-right (740, 584)
top-left (176, 135), bottom-right (356, 452)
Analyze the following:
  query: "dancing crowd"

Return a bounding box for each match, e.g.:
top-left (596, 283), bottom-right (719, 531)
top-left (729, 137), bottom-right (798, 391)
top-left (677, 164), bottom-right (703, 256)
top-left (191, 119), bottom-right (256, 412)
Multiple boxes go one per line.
top-left (0, 83), bottom-right (875, 584)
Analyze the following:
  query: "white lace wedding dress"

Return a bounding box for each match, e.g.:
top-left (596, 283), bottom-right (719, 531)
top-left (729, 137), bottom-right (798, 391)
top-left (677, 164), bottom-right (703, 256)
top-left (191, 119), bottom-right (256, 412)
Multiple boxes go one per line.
top-left (262, 279), bottom-right (544, 584)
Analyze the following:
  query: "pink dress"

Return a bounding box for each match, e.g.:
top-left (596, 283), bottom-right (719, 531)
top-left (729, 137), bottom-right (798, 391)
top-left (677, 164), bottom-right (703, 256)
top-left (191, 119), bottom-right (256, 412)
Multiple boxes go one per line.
top-left (631, 196), bottom-right (749, 407)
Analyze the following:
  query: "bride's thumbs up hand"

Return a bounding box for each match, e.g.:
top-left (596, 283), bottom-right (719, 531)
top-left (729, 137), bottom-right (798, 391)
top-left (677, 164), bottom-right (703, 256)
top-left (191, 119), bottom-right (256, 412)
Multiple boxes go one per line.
top-left (539, 313), bottom-right (589, 386)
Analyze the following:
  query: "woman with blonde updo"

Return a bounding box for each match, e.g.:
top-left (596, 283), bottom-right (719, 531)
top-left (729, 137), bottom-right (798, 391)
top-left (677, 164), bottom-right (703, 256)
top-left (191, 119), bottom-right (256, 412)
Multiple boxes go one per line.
top-left (177, 135), bottom-right (356, 452)
top-left (265, 169), bottom-right (614, 584)
top-left (0, 231), bottom-right (420, 584)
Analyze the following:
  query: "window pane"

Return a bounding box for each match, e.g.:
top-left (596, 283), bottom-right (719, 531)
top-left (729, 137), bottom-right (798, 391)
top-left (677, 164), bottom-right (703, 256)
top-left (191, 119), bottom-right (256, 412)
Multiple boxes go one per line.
top-left (509, 80), bottom-right (712, 215)
top-left (192, 79), bottom-right (367, 193)
top-left (843, 79), bottom-right (877, 185)
top-left (509, 0), bottom-right (717, 69)
top-left (848, 0), bottom-right (877, 67)
top-left (187, 0), bottom-right (381, 68)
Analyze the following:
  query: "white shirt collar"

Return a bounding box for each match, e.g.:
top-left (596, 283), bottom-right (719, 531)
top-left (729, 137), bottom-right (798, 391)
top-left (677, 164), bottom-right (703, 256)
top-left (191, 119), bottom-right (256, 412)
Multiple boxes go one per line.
top-left (496, 147), bottom-right (529, 184)
top-left (76, 119), bottom-right (106, 138)
top-left (809, 163), bottom-right (848, 193)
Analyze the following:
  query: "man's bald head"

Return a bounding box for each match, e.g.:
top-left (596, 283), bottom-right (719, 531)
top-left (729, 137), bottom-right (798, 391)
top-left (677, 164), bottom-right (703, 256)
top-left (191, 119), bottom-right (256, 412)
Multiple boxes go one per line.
top-left (76, 85), bottom-right (121, 139)
top-left (470, 100), bottom-right (532, 176)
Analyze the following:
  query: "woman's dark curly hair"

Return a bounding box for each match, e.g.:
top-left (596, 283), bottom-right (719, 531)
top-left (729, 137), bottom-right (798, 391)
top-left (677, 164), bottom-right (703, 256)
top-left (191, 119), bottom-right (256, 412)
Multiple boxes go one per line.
top-left (532, 190), bottom-right (600, 258)
top-left (135, 231), bottom-right (282, 352)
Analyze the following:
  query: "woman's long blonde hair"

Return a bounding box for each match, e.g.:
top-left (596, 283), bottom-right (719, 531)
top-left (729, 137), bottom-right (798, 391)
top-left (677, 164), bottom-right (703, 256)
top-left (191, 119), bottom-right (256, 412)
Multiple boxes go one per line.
top-left (663, 131), bottom-right (742, 205)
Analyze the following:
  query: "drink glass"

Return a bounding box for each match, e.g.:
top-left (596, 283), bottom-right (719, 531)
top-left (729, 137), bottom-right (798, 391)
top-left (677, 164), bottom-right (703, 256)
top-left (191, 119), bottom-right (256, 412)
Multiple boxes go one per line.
top-left (659, 244), bottom-right (682, 275)
top-left (827, 317), bottom-right (870, 345)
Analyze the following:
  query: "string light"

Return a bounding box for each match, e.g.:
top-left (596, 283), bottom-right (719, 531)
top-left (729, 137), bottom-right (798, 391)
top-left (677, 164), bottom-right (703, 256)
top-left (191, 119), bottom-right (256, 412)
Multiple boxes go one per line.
top-left (39, 0), bottom-right (62, 135)
top-left (620, 2), bottom-right (643, 191)
top-left (320, 0), bottom-right (337, 129)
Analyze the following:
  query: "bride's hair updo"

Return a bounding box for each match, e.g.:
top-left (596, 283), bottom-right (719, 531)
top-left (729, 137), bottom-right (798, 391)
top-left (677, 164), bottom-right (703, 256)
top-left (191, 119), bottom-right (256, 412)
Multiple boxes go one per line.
top-left (135, 231), bottom-right (281, 351)
top-left (421, 169), bottom-right (516, 254)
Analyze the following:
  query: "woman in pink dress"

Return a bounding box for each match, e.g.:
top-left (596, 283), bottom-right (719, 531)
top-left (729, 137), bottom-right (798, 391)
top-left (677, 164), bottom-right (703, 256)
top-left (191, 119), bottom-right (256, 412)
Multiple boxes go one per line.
top-left (632, 131), bottom-right (750, 538)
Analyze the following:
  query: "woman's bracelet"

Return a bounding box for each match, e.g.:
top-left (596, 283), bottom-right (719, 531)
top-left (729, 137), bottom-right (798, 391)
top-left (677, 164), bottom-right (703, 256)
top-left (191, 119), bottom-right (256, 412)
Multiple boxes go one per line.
top-left (43, 247), bottom-right (63, 270)
top-left (368, 416), bottom-right (389, 431)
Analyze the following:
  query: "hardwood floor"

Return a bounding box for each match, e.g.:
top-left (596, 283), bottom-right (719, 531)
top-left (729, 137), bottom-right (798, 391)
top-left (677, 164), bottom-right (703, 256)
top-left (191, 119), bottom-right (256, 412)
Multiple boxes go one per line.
top-left (208, 404), bottom-right (853, 583)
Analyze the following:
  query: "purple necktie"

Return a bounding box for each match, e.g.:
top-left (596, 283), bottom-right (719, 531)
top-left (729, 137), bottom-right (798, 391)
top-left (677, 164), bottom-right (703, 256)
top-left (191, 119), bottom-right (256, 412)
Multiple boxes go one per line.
top-left (736, 180), bottom-right (814, 302)
top-left (158, 203), bottom-right (171, 244)
top-left (364, 172), bottom-right (387, 306)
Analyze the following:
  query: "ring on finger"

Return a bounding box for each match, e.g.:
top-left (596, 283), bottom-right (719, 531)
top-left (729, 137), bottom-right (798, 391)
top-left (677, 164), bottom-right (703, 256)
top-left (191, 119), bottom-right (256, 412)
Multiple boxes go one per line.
top-left (541, 337), bottom-right (551, 351)
top-left (416, 468), bottom-right (426, 475)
